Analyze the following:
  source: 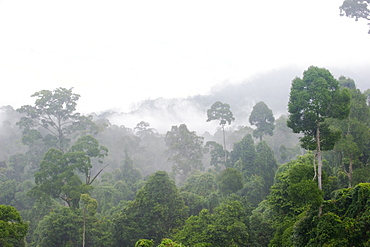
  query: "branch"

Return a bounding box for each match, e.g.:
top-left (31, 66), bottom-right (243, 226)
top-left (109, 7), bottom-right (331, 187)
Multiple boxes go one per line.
top-left (86, 164), bottom-right (109, 185)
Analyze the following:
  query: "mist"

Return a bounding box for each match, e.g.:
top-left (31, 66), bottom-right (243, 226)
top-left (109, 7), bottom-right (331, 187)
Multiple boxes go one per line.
top-left (90, 66), bottom-right (369, 136)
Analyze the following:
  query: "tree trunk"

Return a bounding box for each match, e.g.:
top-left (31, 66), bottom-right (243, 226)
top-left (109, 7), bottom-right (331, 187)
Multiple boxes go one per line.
top-left (316, 125), bottom-right (324, 216)
top-left (349, 154), bottom-right (353, 188)
top-left (316, 126), bottom-right (322, 191)
top-left (82, 212), bottom-right (86, 247)
top-left (313, 152), bottom-right (317, 181)
top-left (222, 125), bottom-right (227, 163)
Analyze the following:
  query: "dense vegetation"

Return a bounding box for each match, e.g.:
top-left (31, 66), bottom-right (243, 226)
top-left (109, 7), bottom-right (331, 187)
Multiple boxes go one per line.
top-left (1, 66), bottom-right (370, 246)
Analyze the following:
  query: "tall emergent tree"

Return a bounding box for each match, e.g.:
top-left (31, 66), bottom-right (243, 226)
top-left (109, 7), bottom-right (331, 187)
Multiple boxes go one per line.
top-left (165, 124), bottom-right (204, 182)
top-left (206, 101), bottom-right (235, 162)
top-left (17, 87), bottom-right (97, 151)
top-left (287, 66), bottom-right (350, 190)
top-left (249, 101), bottom-right (275, 141)
top-left (340, 0), bottom-right (370, 33)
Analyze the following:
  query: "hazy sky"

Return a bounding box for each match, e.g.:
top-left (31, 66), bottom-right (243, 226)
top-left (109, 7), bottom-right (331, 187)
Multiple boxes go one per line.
top-left (1, 0), bottom-right (369, 113)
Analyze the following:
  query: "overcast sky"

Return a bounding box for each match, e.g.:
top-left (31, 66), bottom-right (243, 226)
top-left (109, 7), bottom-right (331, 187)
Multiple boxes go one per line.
top-left (0, 0), bottom-right (369, 113)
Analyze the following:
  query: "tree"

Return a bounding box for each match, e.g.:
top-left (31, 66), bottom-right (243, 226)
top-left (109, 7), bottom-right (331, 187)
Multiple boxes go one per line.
top-left (32, 135), bottom-right (108, 208)
top-left (254, 141), bottom-right (278, 196)
top-left (165, 124), bottom-right (204, 182)
top-left (0, 205), bottom-right (28, 247)
top-left (229, 134), bottom-right (256, 174)
top-left (293, 183), bottom-right (370, 246)
top-left (249, 101), bottom-right (275, 141)
top-left (217, 168), bottom-right (243, 196)
top-left (113, 171), bottom-right (188, 246)
top-left (364, 88), bottom-right (370, 105)
top-left (204, 141), bottom-right (226, 171)
top-left (134, 121), bottom-right (155, 138)
top-left (17, 87), bottom-right (98, 151)
top-left (34, 201), bottom-right (111, 247)
top-left (173, 199), bottom-right (249, 246)
top-left (79, 194), bottom-right (98, 247)
top-left (135, 238), bottom-right (185, 247)
top-left (206, 101), bottom-right (235, 162)
top-left (181, 172), bottom-right (218, 197)
top-left (340, 0), bottom-right (370, 33)
top-left (331, 81), bottom-right (370, 187)
top-left (35, 207), bottom-right (81, 247)
top-left (287, 66), bottom-right (350, 190)
top-left (267, 154), bottom-right (323, 246)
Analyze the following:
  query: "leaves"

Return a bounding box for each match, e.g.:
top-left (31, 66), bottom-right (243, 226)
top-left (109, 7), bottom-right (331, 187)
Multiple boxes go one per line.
top-left (340, 0), bottom-right (370, 33)
top-left (0, 205), bottom-right (28, 245)
top-left (17, 87), bottom-right (98, 151)
top-left (165, 124), bottom-right (204, 181)
top-left (249, 101), bottom-right (275, 140)
top-left (113, 171), bottom-right (188, 246)
top-left (206, 101), bottom-right (235, 126)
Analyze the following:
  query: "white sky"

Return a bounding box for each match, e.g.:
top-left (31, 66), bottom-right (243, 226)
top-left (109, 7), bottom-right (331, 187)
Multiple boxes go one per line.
top-left (0, 0), bottom-right (369, 113)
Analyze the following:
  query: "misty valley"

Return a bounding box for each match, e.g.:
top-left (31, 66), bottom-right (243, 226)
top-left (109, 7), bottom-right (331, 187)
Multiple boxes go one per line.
top-left (1, 66), bottom-right (370, 246)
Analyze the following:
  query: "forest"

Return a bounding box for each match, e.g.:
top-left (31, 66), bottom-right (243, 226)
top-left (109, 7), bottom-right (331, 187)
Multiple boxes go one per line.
top-left (1, 65), bottom-right (370, 246)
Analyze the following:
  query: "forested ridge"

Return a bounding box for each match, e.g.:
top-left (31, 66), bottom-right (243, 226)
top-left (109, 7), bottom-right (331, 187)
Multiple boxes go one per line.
top-left (1, 66), bottom-right (370, 246)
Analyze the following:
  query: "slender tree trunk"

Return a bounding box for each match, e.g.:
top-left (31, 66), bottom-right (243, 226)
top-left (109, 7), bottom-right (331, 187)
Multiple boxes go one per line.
top-left (222, 125), bottom-right (227, 163)
top-left (82, 211), bottom-right (86, 247)
top-left (313, 152), bottom-right (317, 181)
top-left (316, 125), bottom-right (324, 216)
top-left (349, 154), bottom-right (353, 188)
top-left (316, 126), bottom-right (322, 191)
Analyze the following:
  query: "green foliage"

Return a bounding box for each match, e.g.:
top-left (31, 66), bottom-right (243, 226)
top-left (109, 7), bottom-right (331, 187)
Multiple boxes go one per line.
top-left (268, 154), bottom-right (323, 218)
top-left (287, 66), bottom-right (350, 151)
top-left (217, 168), bottom-right (243, 196)
top-left (157, 238), bottom-right (186, 247)
top-left (293, 183), bottom-right (370, 246)
top-left (114, 150), bottom-right (142, 187)
top-left (254, 141), bottom-right (278, 195)
top-left (34, 205), bottom-right (111, 247)
top-left (135, 238), bottom-right (186, 247)
top-left (353, 166), bottom-right (370, 184)
top-left (230, 137), bottom-right (278, 205)
top-left (32, 148), bottom-right (92, 208)
top-left (0, 180), bottom-right (17, 206)
top-left (0, 205), bottom-right (28, 247)
top-left (230, 134), bottom-right (256, 172)
top-left (181, 172), bottom-right (217, 197)
top-left (180, 191), bottom-right (205, 216)
top-left (249, 101), bottom-right (275, 141)
top-left (135, 239), bottom-right (154, 247)
top-left (248, 201), bottom-right (275, 247)
top-left (71, 135), bottom-right (108, 164)
top-left (165, 124), bottom-right (204, 182)
top-left (113, 171), bottom-right (188, 246)
top-left (17, 87), bottom-right (98, 151)
top-left (206, 101), bottom-right (235, 163)
top-left (173, 199), bottom-right (249, 246)
top-left (287, 66), bottom-right (351, 190)
top-left (31, 135), bottom-right (107, 208)
top-left (206, 101), bottom-right (235, 126)
top-left (241, 175), bottom-right (265, 207)
top-left (204, 141), bottom-right (226, 171)
top-left (35, 207), bottom-right (81, 247)
top-left (331, 84), bottom-right (370, 187)
top-left (338, 75), bottom-right (356, 89)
